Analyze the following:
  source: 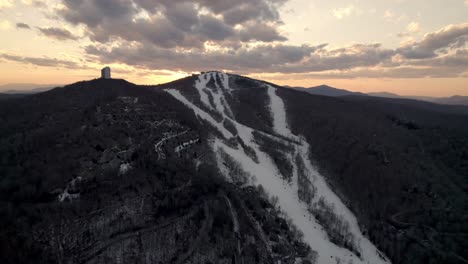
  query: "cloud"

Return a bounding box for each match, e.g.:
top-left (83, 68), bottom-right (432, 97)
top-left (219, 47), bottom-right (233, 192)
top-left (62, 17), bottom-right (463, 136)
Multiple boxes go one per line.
top-left (384, 10), bottom-right (394, 19)
top-left (273, 44), bottom-right (395, 73)
top-left (397, 22), bottom-right (421, 37)
top-left (12, 1), bottom-right (465, 80)
top-left (84, 43), bottom-right (320, 74)
top-left (84, 41), bottom-right (395, 74)
top-left (263, 64), bottom-right (466, 80)
top-left (21, 0), bottom-right (46, 8)
top-left (58, 0), bottom-right (287, 49)
top-left (406, 22), bottom-right (421, 33)
top-left (0, 20), bottom-right (11, 30)
top-left (332, 5), bottom-right (361, 20)
top-left (238, 22), bottom-right (287, 42)
top-left (81, 21), bottom-right (467, 79)
top-left (398, 22), bottom-right (468, 59)
top-left (259, 49), bottom-right (468, 79)
top-left (220, 1), bottom-right (284, 25)
top-left (0, 53), bottom-right (88, 69)
top-left (38, 27), bottom-right (79, 41)
top-left (16, 22), bottom-right (31, 29)
top-left (0, 0), bottom-right (13, 9)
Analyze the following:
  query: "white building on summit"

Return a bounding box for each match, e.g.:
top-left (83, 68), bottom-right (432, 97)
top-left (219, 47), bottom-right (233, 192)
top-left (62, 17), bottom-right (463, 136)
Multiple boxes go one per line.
top-left (101, 67), bottom-right (111, 79)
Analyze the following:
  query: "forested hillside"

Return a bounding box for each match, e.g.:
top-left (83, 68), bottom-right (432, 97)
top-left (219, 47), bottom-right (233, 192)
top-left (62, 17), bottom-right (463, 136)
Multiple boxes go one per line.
top-left (0, 74), bottom-right (466, 264)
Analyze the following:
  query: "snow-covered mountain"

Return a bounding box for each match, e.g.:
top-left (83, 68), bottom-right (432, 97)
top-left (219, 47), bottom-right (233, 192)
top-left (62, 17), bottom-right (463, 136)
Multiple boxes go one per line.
top-left (1, 73), bottom-right (467, 264)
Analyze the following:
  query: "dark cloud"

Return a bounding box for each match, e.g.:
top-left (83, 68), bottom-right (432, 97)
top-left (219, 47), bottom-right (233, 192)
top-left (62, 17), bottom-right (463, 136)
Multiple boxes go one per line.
top-left (239, 22), bottom-right (287, 42)
top-left (16, 22), bottom-right (31, 29)
top-left (84, 43), bottom-right (317, 73)
top-left (164, 2), bottom-right (199, 32)
top-left (0, 53), bottom-right (88, 69)
top-left (22, 0), bottom-right (47, 8)
top-left (38, 27), bottom-right (79, 41)
top-left (397, 22), bottom-right (468, 59)
top-left (197, 15), bottom-right (235, 41)
top-left (58, 0), bottom-right (287, 49)
top-left (272, 44), bottom-right (395, 73)
top-left (221, 1), bottom-right (282, 25)
top-left (133, 0), bottom-right (286, 18)
top-left (61, 0), bottom-right (135, 28)
top-left (410, 49), bottom-right (468, 69)
top-left (223, 4), bottom-right (264, 25)
top-left (84, 42), bottom-right (397, 74)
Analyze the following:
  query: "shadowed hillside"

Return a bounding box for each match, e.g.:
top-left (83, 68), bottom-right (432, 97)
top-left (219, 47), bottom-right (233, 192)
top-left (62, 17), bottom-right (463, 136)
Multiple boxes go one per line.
top-left (280, 88), bottom-right (468, 264)
top-left (0, 75), bottom-right (467, 264)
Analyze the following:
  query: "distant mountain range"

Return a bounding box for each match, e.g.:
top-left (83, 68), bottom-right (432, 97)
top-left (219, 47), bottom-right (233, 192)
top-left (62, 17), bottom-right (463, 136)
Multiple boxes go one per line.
top-left (0, 83), bottom-right (60, 94)
top-left (289, 85), bottom-right (368, 97)
top-left (289, 85), bottom-right (468, 106)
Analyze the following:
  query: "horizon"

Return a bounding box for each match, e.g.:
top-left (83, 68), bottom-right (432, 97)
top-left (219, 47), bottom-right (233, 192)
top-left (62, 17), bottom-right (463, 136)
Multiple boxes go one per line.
top-left (0, 74), bottom-right (467, 99)
top-left (0, 0), bottom-right (467, 96)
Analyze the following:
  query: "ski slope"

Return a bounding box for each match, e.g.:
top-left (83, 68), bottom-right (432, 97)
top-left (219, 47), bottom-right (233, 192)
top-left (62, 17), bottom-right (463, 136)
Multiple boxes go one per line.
top-left (165, 72), bottom-right (390, 264)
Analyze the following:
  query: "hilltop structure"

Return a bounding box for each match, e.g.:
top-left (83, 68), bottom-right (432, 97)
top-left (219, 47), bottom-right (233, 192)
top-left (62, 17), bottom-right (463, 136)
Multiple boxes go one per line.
top-left (101, 67), bottom-right (111, 79)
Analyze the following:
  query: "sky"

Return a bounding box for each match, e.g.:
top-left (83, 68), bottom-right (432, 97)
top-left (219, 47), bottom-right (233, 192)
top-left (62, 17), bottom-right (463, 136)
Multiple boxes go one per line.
top-left (0, 0), bottom-right (466, 96)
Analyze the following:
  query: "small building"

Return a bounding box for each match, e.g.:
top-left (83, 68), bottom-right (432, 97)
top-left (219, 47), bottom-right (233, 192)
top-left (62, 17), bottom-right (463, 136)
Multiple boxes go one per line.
top-left (101, 67), bottom-right (111, 79)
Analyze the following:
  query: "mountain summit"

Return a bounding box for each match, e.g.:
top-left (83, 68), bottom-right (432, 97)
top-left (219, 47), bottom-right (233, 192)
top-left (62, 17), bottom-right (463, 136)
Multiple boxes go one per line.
top-left (291, 84), bottom-right (367, 97)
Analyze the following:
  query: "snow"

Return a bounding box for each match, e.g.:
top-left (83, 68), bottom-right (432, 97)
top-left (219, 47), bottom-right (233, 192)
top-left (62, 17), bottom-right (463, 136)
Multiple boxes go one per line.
top-left (194, 72), bottom-right (213, 109)
top-left (166, 89), bottom-right (232, 139)
top-left (224, 195), bottom-right (241, 259)
top-left (165, 72), bottom-right (390, 264)
top-left (265, 85), bottom-right (390, 264)
top-left (119, 163), bottom-right (132, 175)
top-left (218, 72), bottom-right (233, 93)
top-left (154, 129), bottom-right (189, 159)
top-left (206, 72), bottom-right (234, 117)
top-left (58, 177), bottom-right (82, 202)
top-left (267, 85), bottom-right (292, 137)
top-left (58, 190), bottom-right (80, 202)
top-left (175, 139), bottom-right (200, 153)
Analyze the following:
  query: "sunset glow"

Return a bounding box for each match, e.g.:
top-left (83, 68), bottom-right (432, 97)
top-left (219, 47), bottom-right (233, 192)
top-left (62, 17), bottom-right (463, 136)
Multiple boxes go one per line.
top-left (0, 0), bottom-right (466, 96)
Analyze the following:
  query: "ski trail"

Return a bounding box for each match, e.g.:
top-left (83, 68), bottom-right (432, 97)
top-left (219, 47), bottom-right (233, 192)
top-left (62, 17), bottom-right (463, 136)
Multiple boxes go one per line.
top-left (166, 89), bottom-right (232, 139)
top-left (224, 195), bottom-right (243, 264)
top-left (209, 73), bottom-right (234, 118)
top-left (267, 85), bottom-right (292, 137)
top-left (266, 85), bottom-right (390, 264)
top-left (194, 72), bottom-right (213, 109)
